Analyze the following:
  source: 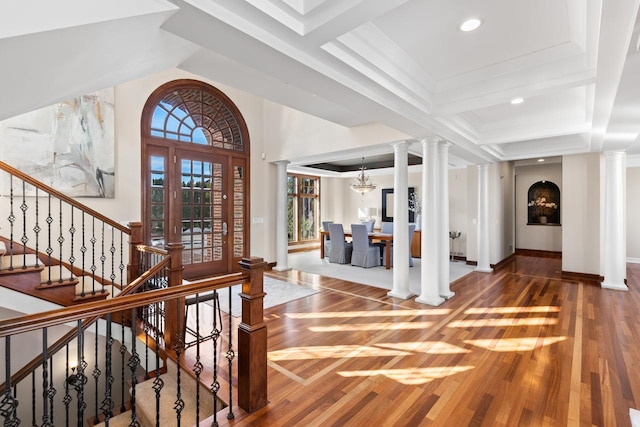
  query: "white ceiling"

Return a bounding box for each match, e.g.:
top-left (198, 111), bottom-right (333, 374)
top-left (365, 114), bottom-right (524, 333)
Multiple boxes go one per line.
top-left (1, 0), bottom-right (640, 168)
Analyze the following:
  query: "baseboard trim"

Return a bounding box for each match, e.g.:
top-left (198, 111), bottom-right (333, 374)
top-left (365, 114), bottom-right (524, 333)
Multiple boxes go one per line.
top-left (627, 257), bottom-right (640, 264)
top-left (288, 245), bottom-right (319, 254)
top-left (515, 248), bottom-right (562, 258)
top-left (561, 270), bottom-right (603, 283)
top-left (490, 253), bottom-right (516, 270)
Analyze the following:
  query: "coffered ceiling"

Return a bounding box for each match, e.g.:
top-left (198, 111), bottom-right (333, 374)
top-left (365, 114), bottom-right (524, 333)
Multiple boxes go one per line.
top-left (1, 0), bottom-right (640, 169)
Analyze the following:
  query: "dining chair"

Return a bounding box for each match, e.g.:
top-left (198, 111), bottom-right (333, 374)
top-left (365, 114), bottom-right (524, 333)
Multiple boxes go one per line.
top-left (380, 222), bottom-right (393, 234)
top-left (328, 223), bottom-right (353, 264)
top-left (350, 224), bottom-right (380, 268)
top-left (383, 224), bottom-right (416, 267)
top-left (360, 220), bottom-right (374, 232)
top-left (376, 221), bottom-right (394, 260)
top-left (322, 220), bottom-right (333, 257)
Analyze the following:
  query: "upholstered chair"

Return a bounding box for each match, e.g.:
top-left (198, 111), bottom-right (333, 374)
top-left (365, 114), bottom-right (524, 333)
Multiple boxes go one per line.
top-left (328, 223), bottom-right (353, 264)
top-left (383, 224), bottom-right (416, 267)
top-left (322, 220), bottom-right (333, 257)
top-left (350, 224), bottom-right (380, 268)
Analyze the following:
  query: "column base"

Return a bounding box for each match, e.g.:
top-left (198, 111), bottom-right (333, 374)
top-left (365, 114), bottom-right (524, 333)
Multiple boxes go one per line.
top-left (601, 281), bottom-right (628, 291)
top-left (272, 265), bottom-right (292, 272)
top-left (474, 267), bottom-right (493, 273)
top-left (440, 291), bottom-right (455, 299)
top-left (415, 295), bottom-right (445, 306)
top-left (387, 290), bottom-right (415, 300)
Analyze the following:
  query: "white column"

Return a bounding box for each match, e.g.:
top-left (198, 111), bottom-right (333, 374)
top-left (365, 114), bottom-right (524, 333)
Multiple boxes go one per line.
top-left (438, 142), bottom-right (454, 298)
top-left (417, 138), bottom-right (445, 306)
top-left (273, 160), bottom-right (291, 272)
top-left (388, 141), bottom-right (414, 299)
top-left (602, 151), bottom-right (627, 290)
top-left (475, 163), bottom-right (493, 273)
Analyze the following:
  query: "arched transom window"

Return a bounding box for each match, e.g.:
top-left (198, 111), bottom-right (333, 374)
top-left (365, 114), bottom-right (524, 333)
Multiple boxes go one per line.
top-left (149, 88), bottom-right (244, 151)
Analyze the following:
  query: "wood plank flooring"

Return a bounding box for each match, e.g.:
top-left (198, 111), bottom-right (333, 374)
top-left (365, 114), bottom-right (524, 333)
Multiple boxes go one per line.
top-left (211, 255), bottom-right (640, 426)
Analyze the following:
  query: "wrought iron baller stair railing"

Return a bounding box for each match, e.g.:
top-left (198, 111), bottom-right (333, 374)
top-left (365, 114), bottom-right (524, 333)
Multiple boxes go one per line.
top-left (0, 160), bottom-right (132, 301)
top-left (0, 255), bottom-right (268, 426)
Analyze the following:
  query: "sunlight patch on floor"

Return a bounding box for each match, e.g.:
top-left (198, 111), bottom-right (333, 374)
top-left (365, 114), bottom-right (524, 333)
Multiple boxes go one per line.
top-left (285, 308), bottom-right (451, 319)
top-left (375, 341), bottom-right (470, 354)
top-left (448, 317), bottom-right (558, 328)
top-left (464, 336), bottom-right (567, 352)
top-left (309, 321), bottom-right (434, 332)
top-left (338, 366), bottom-right (474, 385)
top-left (268, 345), bottom-right (411, 361)
top-left (464, 306), bottom-right (560, 315)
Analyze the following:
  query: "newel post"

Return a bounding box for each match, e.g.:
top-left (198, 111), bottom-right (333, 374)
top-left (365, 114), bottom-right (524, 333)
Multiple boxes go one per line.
top-left (164, 243), bottom-right (184, 352)
top-left (238, 257), bottom-right (268, 413)
top-left (127, 222), bottom-right (143, 285)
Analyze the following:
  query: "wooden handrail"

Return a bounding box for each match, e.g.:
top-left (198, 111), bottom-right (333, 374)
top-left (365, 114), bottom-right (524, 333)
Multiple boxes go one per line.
top-left (0, 160), bottom-right (130, 234)
top-left (0, 271), bottom-right (247, 337)
top-left (135, 244), bottom-right (169, 256)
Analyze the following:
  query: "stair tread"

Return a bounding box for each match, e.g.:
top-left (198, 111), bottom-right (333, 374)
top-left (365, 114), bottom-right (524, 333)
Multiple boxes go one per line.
top-left (134, 371), bottom-right (218, 427)
top-left (92, 411), bottom-right (134, 427)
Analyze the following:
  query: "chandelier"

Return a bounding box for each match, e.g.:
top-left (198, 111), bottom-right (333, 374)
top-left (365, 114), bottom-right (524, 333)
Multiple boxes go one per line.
top-left (349, 157), bottom-right (377, 195)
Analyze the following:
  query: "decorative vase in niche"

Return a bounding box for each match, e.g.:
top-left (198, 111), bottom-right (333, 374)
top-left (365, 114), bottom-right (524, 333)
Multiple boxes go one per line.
top-left (539, 215), bottom-right (547, 224)
top-left (415, 214), bottom-right (422, 230)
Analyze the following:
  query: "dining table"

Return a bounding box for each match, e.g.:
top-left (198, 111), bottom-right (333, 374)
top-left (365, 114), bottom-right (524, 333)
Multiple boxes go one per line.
top-left (320, 230), bottom-right (394, 269)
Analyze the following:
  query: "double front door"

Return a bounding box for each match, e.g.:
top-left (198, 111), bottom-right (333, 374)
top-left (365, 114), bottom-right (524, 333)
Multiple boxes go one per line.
top-left (146, 146), bottom-right (233, 279)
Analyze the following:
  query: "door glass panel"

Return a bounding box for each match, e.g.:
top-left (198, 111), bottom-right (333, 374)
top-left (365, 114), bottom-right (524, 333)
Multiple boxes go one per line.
top-left (300, 197), bottom-right (317, 240)
top-left (287, 196), bottom-right (296, 242)
top-left (181, 158), bottom-right (220, 265)
top-left (233, 165), bottom-right (244, 257)
top-left (149, 155), bottom-right (165, 248)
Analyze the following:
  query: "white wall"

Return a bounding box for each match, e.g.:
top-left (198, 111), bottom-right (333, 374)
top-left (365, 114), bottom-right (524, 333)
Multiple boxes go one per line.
top-left (515, 162), bottom-right (562, 251)
top-left (449, 167), bottom-right (468, 257)
top-left (466, 165), bottom-right (478, 262)
top-left (562, 153), bottom-right (600, 274)
top-left (495, 161), bottom-right (515, 261)
top-left (262, 100), bottom-right (409, 162)
top-left (626, 167), bottom-right (640, 261)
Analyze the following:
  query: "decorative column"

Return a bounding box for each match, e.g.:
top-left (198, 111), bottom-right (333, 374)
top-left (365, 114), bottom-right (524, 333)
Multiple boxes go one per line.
top-left (602, 151), bottom-right (627, 290)
top-left (438, 142), bottom-right (454, 298)
top-left (416, 138), bottom-right (445, 306)
top-left (273, 160), bottom-right (291, 271)
top-left (388, 141), bottom-right (414, 299)
top-left (475, 164), bottom-right (493, 273)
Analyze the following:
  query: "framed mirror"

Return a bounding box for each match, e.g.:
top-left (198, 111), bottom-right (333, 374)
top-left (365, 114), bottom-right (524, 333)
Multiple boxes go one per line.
top-left (381, 187), bottom-right (415, 223)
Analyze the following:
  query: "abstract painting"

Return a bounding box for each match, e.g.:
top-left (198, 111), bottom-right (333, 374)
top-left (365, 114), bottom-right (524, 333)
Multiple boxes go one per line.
top-left (0, 88), bottom-right (115, 197)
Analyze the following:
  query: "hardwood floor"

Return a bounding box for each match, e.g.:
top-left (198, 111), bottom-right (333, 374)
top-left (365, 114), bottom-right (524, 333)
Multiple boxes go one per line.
top-left (213, 255), bottom-right (640, 426)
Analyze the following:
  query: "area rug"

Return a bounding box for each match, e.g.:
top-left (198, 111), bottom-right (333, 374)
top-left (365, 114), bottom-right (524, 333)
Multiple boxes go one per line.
top-left (204, 276), bottom-right (319, 317)
top-left (287, 250), bottom-right (475, 294)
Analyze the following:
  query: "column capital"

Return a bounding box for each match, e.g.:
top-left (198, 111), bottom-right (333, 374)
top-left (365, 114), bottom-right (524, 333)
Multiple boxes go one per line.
top-left (477, 163), bottom-right (491, 170)
top-left (603, 150), bottom-right (626, 159)
top-left (420, 136), bottom-right (442, 147)
top-left (437, 140), bottom-right (451, 150)
top-left (273, 160), bottom-right (290, 166)
top-left (391, 140), bottom-right (413, 151)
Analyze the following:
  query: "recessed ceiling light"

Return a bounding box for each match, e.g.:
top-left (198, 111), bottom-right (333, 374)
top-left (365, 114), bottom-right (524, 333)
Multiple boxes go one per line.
top-left (510, 97), bottom-right (524, 105)
top-left (538, 158), bottom-right (545, 162)
top-left (459, 18), bottom-right (482, 32)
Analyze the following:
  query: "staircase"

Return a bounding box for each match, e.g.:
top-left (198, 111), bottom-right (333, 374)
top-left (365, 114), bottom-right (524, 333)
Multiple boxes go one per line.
top-left (0, 160), bottom-right (268, 426)
top-left (0, 242), bottom-right (120, 307)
